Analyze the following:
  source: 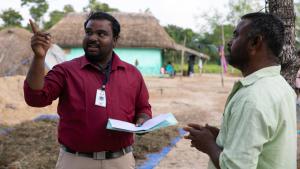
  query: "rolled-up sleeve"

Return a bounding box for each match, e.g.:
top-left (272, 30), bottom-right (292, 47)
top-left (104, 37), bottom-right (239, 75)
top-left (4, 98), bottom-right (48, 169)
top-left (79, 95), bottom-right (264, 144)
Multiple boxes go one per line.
top-left (23, 65), bottom-right (65, 107)
top-left (218, 101), bottom-right (270, 169)
top-left (135, 73), bottom-right (152, 118)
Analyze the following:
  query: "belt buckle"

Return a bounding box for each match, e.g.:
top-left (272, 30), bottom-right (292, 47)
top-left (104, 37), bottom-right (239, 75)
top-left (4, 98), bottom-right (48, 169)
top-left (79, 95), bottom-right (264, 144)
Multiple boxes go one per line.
top-left (122, 148), bottom-right (126, 154)
top-left (93, 151), bottom-right (106, 160)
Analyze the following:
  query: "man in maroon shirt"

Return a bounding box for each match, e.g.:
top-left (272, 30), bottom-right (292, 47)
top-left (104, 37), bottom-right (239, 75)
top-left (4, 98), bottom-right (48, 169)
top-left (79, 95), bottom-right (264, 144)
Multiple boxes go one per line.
top-left (24, 11), bottom-right (152, 169)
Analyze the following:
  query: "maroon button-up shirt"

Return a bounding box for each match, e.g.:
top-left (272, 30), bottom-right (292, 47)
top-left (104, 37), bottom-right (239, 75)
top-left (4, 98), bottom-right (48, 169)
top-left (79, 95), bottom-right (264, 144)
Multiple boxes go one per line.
top-left (24, 53), bottom-right (152, 152)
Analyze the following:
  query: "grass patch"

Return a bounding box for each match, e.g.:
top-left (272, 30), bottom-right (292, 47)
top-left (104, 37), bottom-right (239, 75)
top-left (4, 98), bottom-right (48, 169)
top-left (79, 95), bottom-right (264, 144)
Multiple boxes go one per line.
top-left (0, 120), bottom-right (179, 169)
top-left (173, 63), bottom-right (241, 76)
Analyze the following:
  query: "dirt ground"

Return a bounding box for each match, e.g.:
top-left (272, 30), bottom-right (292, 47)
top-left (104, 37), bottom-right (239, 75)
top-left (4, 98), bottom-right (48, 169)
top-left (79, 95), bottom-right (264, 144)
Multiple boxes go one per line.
top-left (0, 73), bottom-right (238, 168)
top-left (0, 75), bottom-right (57, 125)
top-left (147, 74), bottom-right (238, 169)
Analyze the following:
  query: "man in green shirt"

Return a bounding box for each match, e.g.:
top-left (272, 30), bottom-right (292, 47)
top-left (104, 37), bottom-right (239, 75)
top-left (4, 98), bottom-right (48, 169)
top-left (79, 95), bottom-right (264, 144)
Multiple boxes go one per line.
top-left (184, 12), bottom-right (297, 169)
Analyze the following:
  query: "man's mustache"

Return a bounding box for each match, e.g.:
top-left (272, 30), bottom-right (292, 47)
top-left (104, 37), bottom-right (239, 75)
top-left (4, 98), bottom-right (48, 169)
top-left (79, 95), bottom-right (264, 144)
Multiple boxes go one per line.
top-left (87, 41), bottom-right (100, 46)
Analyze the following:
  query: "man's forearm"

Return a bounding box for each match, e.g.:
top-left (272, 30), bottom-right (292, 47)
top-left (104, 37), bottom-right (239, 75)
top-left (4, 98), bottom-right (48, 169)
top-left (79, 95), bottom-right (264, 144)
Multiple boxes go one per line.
top-left (208, 142), bottom-right (222, 169)
top-left (26, 57), bottom-right (45, 90)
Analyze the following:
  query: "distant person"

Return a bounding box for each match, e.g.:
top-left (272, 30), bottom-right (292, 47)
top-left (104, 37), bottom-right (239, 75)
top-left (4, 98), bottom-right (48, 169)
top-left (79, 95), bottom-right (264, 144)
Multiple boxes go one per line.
top-left (296, 68), bottom-right (300, 95)
top-left (184, 12), bottom-right (296, 169)
top-left (24, 11), bottom-right (152, 169)
top-left (295, 50), bottom-right (300, 95)
top-left (198, 58), bottom-right (203, 75)
top-left (295, 50), bottom-right (300, 120)
top-left (160, 65), bottom-right (166, 75)
top-left (165, 61), bottom-right (175, 77)
top-left (134, 59), bottom-right (139, 67)
top-left (188, 54), bottom-right (196, 77)
top-left (296, 68), bottom-right (300, 123)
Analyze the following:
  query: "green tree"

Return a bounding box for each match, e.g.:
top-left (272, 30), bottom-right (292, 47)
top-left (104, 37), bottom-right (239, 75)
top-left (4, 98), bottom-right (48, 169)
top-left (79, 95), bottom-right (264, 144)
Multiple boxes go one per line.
top-left (198, 24), bottom-right (235, 63)
top-left (194, 0), bottom-right (262, 63)
top-left (44, 4), bottom-right (75, 30)
top-left (164, 25), bottom-right (203, 64)
top-left (164, 25), bottom-right (186, 64)
top-left (227, 0), bottom-right (262, 25)
top-left (0, 8), bottom-right (23, 27)
top-left (197, 9), bottom-right (224, 34)
top-left (21, 0), bottom-right (49, 24)
top-left (165, 25), bottom-right (185, 43)
top-left (201, 25), bottom-right (234, 48)
top-left (44, 10), bottom-right (64, 30)
top-left (165, 25), bottom-right (200, 50)
top-left (83, 0), bottom-right (119, 12)
top-left (164, 24), bottom-right (233, 64)
top-left (63, 4), bottom-right (75, 13)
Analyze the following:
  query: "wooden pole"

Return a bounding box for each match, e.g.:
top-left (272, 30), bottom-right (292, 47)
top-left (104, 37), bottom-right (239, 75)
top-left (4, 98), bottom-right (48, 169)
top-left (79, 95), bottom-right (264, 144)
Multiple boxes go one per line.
top-left (180, 36), bottom-right (186, 79)
top-left (221, 25), bottom-right (225, 87)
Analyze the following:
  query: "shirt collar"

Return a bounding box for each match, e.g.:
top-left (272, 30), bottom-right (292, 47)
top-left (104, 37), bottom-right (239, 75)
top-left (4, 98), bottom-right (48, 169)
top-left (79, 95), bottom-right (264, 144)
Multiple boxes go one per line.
top-left (80, 51), bottom-right (126, 70)
top-left (111, 52), bottom-right (126, 71)
top-left (239, 65), bottom-right (281, 86)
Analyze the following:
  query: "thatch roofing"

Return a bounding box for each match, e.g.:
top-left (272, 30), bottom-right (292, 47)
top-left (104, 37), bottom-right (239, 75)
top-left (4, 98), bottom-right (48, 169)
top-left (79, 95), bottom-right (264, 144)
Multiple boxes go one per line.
top-left (49, 12), bottom-right (175, 49)
top-left (0, 28), bottom-right (33, 76)
top-left (0, 28), bottom-right (66, 77)
top-left (49, 12), bottom-right (209, 59)
top-left (174, 44), bottom-right (209, 59)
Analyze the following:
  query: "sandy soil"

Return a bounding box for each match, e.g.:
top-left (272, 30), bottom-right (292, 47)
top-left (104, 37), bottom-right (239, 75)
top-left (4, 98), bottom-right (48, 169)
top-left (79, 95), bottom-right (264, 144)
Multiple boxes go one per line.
top-left (0, 76), bottom-right (57, 125)
top-left (0, 74), bottom-right (239, 168)
top-left (146, 74), bottom-right (238, 169)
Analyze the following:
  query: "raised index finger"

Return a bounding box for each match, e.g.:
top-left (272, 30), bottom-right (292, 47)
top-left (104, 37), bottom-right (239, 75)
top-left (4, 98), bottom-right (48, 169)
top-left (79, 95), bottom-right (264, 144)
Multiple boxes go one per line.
top-left (29, 19), bottom-right (38, 34)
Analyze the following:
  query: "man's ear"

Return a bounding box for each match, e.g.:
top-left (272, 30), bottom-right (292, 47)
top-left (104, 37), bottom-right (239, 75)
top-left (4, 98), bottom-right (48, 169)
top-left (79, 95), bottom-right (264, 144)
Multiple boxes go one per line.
top-left (250, 35), bottom-right (263, 48)
top-left (248, 35), bottom-right (263, 55)
top-left (113, 36), bottom-right (119, 48)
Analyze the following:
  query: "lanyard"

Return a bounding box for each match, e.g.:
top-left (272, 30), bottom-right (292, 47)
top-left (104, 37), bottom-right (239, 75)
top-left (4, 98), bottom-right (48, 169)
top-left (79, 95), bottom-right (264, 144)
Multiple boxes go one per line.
top-left (100, 59), bottom-right (112, 90)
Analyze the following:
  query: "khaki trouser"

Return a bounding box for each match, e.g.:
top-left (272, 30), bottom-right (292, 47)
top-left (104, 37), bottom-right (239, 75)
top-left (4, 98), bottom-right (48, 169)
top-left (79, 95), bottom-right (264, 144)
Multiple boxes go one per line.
top-left (55, 148), bottom-right (135, 169)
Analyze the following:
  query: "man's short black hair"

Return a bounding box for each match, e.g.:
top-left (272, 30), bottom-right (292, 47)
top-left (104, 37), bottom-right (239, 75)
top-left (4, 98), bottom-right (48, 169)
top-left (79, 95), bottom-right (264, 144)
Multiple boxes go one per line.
top-left (84, 11), bottom-right (120, 39)
top-left (241, 12), bottom-right (285, 58)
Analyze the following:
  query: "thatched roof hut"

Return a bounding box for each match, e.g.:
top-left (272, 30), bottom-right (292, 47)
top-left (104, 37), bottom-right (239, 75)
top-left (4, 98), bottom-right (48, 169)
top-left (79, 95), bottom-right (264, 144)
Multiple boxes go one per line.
top-left (49, 12), bottom-right (175, 49)
top-left (49, 12), bottom-right (208, 59)
top-left (0, 28), bottom-right (33, 76)
top-left (0, 28), bottom-right (66, 77)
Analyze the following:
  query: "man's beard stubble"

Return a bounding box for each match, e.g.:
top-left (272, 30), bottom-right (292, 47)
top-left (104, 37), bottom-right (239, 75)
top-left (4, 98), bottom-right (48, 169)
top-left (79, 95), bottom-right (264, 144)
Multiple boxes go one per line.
top-left (226, 53), bottom-right (249, 70)
top-left (84, 50), bottom-right (104, 64)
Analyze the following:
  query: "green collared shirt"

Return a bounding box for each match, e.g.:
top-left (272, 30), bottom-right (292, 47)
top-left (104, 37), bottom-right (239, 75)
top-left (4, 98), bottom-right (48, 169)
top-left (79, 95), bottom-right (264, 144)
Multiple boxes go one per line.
top-left (208, 66), bottom-right (297, 169)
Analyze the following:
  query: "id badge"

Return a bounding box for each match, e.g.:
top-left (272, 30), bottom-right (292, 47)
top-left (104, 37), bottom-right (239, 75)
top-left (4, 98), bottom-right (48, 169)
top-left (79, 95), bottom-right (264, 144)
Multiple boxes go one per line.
top-left (95, 89), bottom-right (106, 107)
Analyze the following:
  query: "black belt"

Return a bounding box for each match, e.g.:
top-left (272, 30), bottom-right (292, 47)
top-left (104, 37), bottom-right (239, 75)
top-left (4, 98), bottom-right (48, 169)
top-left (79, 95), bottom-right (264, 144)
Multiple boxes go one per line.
top-left (61, 145), bottom-right (133, 160)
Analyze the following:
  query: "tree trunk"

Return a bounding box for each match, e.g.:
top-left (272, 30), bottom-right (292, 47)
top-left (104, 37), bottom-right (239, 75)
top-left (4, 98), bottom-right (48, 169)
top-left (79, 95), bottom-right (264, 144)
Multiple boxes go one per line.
top-left (268, 0), bottom-right (299, 90)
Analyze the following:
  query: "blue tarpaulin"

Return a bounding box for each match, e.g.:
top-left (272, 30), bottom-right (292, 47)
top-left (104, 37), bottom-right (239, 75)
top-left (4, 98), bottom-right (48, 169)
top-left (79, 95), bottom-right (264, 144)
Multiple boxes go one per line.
top-left (138, 129), bottom-right (186, 169)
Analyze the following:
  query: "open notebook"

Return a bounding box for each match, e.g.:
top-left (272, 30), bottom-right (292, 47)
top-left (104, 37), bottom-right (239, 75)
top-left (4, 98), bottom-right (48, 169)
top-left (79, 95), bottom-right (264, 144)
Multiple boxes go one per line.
top-left (106, 113), bottom-right (178, 133)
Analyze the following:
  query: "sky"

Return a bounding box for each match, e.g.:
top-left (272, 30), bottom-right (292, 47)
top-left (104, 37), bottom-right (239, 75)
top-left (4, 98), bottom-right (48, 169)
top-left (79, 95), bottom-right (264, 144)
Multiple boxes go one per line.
top-left (0, 0), bottom-right (232, 31)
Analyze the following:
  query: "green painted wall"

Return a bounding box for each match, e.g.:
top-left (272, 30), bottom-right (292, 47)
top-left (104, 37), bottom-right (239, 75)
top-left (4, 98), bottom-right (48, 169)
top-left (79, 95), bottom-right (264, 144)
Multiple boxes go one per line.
top-left (114, 48), bottom-right (162, 76)
top-left (65, 48), bottom-right (162, 76)
top-left (66, 48), bottom-right (84, 60)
